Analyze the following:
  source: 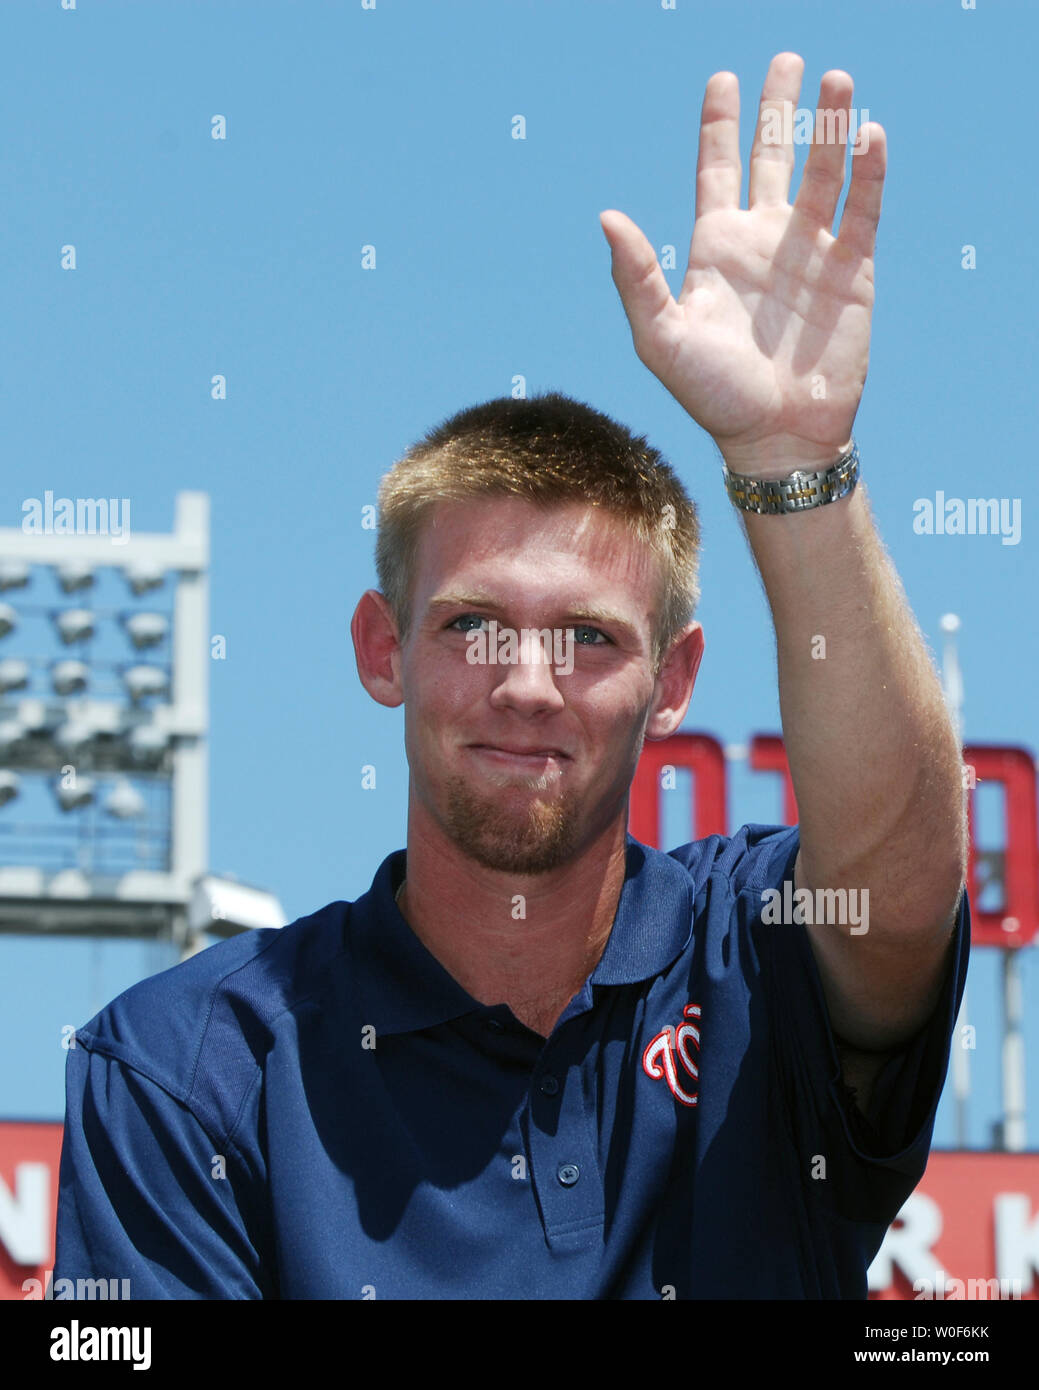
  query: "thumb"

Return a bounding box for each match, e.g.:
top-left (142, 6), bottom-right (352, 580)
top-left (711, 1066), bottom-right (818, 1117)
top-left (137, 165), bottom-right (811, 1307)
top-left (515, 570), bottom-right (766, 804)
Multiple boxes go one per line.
top-left (599, 209), bottom-right (675, 363)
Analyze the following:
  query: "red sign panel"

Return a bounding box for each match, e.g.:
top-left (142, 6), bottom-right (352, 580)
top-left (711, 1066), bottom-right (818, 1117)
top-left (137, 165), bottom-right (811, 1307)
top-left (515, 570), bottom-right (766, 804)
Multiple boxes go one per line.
top-left (631, 735), bottom-right (1039, 948)
top-left (869, 1152), bottom-right (1039, 1300)
top-left (0, 1121), bottom-right (63, 1301)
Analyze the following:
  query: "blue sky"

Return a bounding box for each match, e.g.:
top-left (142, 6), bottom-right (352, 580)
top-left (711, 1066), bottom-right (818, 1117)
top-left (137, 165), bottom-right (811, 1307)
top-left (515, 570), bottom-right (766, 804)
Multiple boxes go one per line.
top-left (0, 0), bottom-right (1035, 1149)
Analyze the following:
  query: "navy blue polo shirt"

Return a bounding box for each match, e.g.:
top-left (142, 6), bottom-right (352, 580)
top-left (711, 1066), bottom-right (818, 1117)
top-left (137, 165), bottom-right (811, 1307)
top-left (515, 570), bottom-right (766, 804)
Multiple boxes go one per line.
top-left (55, 823), bottom-right (970, 1299)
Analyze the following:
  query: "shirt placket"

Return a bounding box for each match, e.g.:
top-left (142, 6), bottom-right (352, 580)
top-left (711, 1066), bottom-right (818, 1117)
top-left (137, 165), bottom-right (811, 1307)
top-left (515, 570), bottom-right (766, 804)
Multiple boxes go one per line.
top-left (525, 1020), bottom-right (604, 1251)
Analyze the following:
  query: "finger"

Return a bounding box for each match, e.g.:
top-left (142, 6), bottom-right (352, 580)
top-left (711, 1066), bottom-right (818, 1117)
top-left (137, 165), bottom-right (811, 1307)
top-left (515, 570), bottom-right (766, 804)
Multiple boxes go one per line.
top-left (793, 69), bottom-right (854, 231)
top-left (836, 122), bottom-right (886, 258)
top-left (748, 51), bottom-right (804, 208)
top-left (695, 70), bottom-right (741, 218)
top-left (599, 209), bottom-right (677, 366)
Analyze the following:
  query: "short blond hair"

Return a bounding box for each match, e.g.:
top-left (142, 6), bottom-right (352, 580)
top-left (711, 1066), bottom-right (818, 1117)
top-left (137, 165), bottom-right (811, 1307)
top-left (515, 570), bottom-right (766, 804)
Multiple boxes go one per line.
top-left (374, 391), bottom-right (701, 671)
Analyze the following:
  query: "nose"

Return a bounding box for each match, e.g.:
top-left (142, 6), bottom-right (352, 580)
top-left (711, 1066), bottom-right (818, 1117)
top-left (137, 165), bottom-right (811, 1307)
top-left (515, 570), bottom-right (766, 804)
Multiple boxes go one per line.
top-left (487, 630), bottom-right (567, 715)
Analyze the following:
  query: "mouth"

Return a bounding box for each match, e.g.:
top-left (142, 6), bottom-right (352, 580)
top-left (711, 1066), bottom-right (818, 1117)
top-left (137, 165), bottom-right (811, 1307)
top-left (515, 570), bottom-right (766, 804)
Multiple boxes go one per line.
top-left (466, 743), bottom-right (570, 770)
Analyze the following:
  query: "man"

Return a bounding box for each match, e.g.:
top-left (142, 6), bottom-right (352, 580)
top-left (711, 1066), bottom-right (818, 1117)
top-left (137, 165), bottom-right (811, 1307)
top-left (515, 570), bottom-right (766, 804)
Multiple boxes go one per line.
top-left (55, 53), bottom-right (969, 1299)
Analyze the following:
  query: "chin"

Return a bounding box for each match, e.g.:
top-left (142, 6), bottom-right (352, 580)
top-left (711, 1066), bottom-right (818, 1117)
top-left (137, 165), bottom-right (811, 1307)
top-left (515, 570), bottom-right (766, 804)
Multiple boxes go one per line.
top-left (442, 773), bottom-right (582, 875)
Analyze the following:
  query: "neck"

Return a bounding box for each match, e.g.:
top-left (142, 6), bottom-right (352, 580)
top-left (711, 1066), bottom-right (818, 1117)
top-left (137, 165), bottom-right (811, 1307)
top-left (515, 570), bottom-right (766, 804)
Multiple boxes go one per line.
top-left (397, 807), bottom-right (629, 1037)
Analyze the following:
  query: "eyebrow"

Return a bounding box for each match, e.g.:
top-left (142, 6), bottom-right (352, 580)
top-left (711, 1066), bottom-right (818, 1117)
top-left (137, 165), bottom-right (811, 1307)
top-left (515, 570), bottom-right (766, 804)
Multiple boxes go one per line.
top-left (426, 592), bottom-right (641, 638)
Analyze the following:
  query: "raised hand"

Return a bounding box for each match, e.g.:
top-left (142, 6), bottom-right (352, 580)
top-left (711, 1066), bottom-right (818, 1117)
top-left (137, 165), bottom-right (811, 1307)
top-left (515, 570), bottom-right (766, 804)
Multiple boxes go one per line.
top-left (600, 53), bottom-right (886, 476)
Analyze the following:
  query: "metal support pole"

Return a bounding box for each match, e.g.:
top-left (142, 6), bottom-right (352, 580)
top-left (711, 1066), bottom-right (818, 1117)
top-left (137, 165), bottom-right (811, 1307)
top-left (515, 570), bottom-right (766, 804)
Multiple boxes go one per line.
top-left (952, 985), bottom-right (970, 1148)
top-left (1001, 949), bottom-right (1027, 1151)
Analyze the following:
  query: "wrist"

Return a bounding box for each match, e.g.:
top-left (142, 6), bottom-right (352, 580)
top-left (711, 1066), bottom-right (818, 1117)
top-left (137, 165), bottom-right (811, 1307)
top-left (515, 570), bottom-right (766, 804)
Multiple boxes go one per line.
top-left (723, 440), bottom-right (860, 516)
top-left (716, 433), bottom-right (855, 479)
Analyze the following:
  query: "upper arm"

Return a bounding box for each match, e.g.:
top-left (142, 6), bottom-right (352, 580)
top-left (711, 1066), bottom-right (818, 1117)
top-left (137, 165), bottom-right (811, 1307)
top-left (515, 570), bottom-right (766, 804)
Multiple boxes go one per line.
top-left (56, 1042), bottom-right (270, 1300)
top-left (795, 846), bottom-right (963, 1053)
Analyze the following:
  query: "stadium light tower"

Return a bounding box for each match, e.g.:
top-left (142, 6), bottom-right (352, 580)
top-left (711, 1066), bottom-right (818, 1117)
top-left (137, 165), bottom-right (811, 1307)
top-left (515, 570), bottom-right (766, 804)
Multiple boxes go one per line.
top-left (0, 492), bottom-right (283, 956)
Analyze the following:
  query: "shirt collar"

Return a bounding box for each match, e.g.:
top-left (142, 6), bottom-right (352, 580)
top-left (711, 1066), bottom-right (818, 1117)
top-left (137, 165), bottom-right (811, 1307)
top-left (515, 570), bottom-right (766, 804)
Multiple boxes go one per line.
top-left (351, 835), bottom-right (695, 1036)
top-left (591, 836), bottom-right (694, 985)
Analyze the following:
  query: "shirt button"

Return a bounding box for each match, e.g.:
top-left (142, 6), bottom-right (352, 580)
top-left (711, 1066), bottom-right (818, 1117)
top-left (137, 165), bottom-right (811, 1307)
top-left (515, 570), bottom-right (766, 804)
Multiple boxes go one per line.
top-left (483, 1018), bottom-right (505, 1034)
top-left (539, 1075), bottom-right (559, 1096)
top-left (557, 1163), bottom-right (580, 1187)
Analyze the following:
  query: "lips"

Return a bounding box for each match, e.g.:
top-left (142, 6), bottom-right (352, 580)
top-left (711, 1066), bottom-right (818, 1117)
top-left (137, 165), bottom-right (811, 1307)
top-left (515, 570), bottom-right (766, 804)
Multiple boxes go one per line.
top-left (469, 743), bottom-right (569, 758)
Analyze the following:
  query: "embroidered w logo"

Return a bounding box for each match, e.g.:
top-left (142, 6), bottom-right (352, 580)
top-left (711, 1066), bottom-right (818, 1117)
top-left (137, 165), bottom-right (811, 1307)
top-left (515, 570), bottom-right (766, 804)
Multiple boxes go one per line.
top-left (641, 1003), bottom-right (701, 1107)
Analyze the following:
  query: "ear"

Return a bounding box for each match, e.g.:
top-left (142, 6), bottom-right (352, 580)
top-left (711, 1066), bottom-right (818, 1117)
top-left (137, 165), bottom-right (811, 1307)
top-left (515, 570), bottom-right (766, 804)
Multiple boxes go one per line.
top-left (645, 622), bottom-right (704, 741)
top-left (351, 589), bottom-right (405, 709)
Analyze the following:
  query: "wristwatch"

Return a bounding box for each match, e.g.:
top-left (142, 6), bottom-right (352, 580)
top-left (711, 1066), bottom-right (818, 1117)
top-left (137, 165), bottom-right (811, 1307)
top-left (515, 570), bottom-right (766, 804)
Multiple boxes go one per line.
top-left (723, 440), bottom-right (860, 515)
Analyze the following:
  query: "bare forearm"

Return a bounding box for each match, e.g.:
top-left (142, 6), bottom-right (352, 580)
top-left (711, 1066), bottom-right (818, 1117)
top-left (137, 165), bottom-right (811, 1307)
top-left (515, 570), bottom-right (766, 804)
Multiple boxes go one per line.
top-left (741, 479), bottom-right (966, 935)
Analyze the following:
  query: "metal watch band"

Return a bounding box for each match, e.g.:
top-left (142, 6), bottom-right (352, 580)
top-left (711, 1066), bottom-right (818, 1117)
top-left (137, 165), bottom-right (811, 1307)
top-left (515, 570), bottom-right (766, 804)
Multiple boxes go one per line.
top-left (723, 440), bottom-right (860, 515)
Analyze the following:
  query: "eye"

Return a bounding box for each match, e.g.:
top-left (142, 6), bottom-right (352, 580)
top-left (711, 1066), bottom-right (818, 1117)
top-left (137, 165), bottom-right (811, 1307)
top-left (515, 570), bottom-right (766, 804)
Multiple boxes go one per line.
top-left (447, 613), bottom-right (489, 633)
top-left (572, 625), bottom-right (610, 646)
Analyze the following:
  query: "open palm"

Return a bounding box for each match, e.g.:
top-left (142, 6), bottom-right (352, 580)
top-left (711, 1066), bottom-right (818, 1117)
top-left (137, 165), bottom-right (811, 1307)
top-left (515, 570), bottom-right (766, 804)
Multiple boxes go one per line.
top-left (601, 53), bottom-right (886, 474)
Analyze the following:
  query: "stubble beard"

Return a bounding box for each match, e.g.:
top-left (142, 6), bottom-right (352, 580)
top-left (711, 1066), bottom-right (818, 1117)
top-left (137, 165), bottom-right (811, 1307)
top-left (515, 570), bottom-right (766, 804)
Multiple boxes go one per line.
top-left (442, 770), bottom-right (582, 874)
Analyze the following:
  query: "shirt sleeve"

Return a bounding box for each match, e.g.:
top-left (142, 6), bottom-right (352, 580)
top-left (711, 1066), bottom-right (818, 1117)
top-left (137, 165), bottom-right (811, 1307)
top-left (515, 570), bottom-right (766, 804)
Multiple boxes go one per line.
top-left (742, 824), bottom-right (971, 1224)
top-left (55, 1038), bottom-right (272, 1300)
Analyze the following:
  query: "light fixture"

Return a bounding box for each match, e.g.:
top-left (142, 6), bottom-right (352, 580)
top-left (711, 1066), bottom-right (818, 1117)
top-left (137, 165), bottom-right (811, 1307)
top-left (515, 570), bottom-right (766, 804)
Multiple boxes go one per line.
top-left (189, 875), bottom-right (286, 935)
top-left (51, 660), bottom-right (90, 697)
top-left (17, 700), bottom-right (50, 734)
top-left (105, 778), bottom-right (146, 820)
top-left (54, 609), bottom-right (95, 644)
top-left (0, 720), bottom-right (24, 755)
top-left (127, 723), bottom-right (169, 761)
top-left (123, 612), bottom-right (169, 650)
top-left (49, 869), bottom-right (91, 896)
top-left (123, 561), bottom-right (165, 596)
top-left (123, 665), bottom-right (169, 701)
top-left (54, 719), bottom-right (95, 757)
top-left (0, 561), bottom-right (29, 591)
top-left (55, 774), bottom-right (95, 811)
top-left (55, 561), bottom-right (94, 594)
top-left (0, 658), bottom-right (29, 693)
